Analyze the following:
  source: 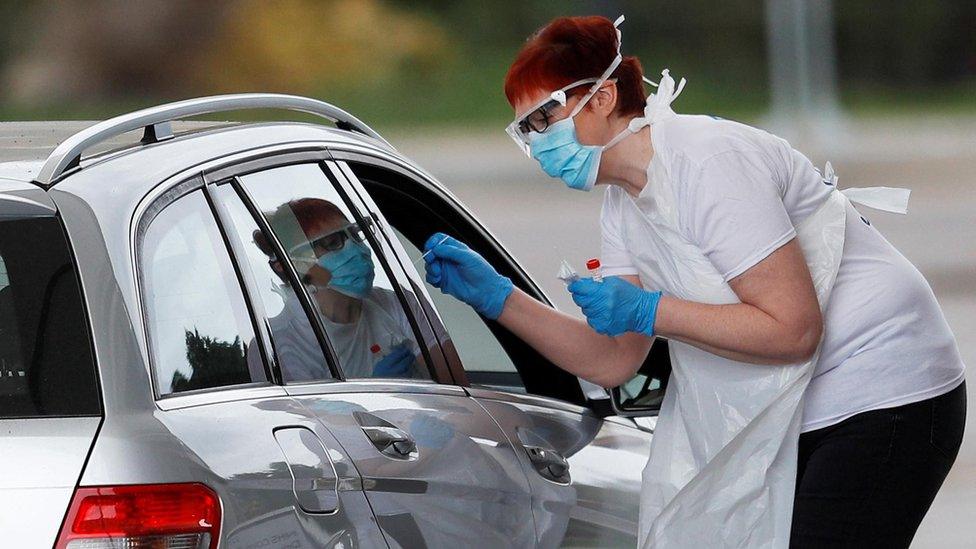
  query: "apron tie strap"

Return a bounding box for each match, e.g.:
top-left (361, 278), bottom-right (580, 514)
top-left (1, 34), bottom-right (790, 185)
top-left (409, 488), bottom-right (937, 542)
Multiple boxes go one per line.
top-left (825, 161), bottom-right (912, 214)
top-left (635, 69), bottom-right (686, 129)
top-left (605, 69), bottom-right (686, 149)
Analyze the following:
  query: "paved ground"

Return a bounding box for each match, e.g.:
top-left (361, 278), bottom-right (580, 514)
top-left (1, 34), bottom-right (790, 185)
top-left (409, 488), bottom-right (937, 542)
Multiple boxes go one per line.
top-left (394, 116), bottom-right (975, 548)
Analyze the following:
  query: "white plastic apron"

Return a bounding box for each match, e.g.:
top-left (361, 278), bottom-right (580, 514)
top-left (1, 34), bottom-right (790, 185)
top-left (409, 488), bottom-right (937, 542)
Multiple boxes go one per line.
top-left (622, 72), bottom-right (910, 548)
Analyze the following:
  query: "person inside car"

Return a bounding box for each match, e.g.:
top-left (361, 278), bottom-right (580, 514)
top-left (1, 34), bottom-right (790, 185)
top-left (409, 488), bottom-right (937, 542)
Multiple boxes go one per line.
top-left (253, 197), bottom-right (429, 381)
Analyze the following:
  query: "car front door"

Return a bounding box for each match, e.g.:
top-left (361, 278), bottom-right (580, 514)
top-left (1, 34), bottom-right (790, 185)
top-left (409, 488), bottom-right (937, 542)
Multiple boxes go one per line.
top-left (334, 153), bottom-right (657, 547)
top-left (212, 158), bottom-right (537, 548)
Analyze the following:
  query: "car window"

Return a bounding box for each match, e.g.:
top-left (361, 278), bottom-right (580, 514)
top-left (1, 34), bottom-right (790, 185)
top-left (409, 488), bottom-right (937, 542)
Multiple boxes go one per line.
top-left (338, 162), bottom-right (529, 393)
top-left (142, 190), bottom-right (267, 396)
top-left (212, 183), bottom-right (333, 383)
top-left (0, 217), bottom-right (99, 418)
top-left (342, 160), bottom-right (585, 405)
top-left (391, 227), bottom-right (524, 393)
top-left (237, 163), bottom-right (431, 381)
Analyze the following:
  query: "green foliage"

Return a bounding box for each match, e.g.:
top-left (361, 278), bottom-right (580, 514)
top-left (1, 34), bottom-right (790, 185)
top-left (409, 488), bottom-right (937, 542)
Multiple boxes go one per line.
top-left (0, 0), bottom-right (972, 125)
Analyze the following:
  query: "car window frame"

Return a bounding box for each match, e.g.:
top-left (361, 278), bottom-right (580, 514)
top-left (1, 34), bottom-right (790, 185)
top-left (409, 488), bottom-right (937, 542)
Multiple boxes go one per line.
top-left (324, 160), bottom-right (456, 385)
top-left (327, 149), bottom-right (588, 406)
top-left (134, 177), bottom-right (277, 400)
top-left (201, 152), bottom-right (445, 386)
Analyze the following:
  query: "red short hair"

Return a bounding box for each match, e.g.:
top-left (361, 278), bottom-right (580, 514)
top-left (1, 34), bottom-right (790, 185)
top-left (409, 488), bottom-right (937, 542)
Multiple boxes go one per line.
top-left (253, 198), bottom-right (348, 255)
top-left (504, 16), bottom-right (647, 117)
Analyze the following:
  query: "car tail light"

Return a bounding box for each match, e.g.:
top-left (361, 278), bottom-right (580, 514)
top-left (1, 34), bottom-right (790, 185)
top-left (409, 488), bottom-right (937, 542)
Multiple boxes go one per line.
top-left (55, 483), bottom-right (220, 549)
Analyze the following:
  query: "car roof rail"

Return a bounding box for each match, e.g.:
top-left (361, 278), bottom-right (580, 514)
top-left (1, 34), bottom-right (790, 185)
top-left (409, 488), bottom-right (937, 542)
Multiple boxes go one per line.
top-left (33, 93), bottom-right (393, 187)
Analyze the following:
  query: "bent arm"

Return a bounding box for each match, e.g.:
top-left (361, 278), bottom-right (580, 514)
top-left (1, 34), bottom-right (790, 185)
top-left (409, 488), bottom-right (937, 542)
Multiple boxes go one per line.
top-left (498, 283), bottom-right (652, 388)
top-left (422, 233), bottom-right (651, 387)
top-left (653, 239), bottom-right (823, 364)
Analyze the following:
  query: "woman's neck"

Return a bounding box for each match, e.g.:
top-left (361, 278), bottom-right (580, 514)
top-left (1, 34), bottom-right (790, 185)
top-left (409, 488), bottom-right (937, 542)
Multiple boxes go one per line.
top-left (596, 123), bottom-right (654, 197)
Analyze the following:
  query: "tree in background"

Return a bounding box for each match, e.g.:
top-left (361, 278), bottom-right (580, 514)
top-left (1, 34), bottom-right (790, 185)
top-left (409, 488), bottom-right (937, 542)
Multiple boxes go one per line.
top-left (1, 0), bottom-right (972, 122)
top-left (1, 0), bottom-right (452, 106)
top-left (171, 328), bottom-right (249, 393)
top-left (193, 0), bottom-right (452, 96)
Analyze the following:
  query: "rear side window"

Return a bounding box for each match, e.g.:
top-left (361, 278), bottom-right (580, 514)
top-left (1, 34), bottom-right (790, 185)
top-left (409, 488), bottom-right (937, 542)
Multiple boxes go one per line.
top-left (0, 217), bottom-right (98, 418)
top-left (237, 163), bottom-right (433, 382)
top-left (141, 190), bottom-right (267, 396)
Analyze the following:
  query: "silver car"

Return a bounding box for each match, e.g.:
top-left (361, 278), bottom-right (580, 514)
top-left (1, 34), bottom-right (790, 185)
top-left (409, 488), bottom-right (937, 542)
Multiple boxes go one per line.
top-left (0, 95), bottom-right (669, 549)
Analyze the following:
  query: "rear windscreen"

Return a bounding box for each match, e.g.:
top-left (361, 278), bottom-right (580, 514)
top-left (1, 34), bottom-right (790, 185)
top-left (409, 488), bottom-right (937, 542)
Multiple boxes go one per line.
top-left (0, 217), bottom-right (99, 418)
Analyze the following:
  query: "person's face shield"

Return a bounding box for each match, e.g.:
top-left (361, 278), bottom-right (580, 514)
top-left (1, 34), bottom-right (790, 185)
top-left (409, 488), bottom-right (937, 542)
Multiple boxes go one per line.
top-left (288, 217), bottom-right (374, 259)
top-left (505, 78), bottom-right (599, 156)
top-left (286, 217), bottom-right (374, 275)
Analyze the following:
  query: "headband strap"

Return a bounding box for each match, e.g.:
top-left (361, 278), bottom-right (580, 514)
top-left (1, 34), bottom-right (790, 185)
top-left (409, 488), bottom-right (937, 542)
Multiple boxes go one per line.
top-left (568, 15), bottom-right (626, 118)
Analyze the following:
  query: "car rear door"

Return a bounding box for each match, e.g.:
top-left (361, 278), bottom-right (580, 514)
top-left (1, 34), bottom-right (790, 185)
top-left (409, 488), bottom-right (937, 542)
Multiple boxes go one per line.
top-left (130, 183), bottom-right (387, 548)
top-left (210, 157), bottom-right (537, 548)
top-left (334, 153), bottom-right (656, 546)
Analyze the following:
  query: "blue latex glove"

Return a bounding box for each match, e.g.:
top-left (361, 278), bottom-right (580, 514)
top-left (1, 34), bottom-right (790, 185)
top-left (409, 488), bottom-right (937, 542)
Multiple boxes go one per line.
top-left (371, 344), bottom-right (415, 378)
top-left (423, 233), bottom-right (513, 320)
top-left (568, 276), bottom-right (662, 337)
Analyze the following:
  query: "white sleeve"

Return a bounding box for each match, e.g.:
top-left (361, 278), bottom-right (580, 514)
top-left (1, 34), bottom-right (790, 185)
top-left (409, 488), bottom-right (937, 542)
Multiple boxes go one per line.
top-left (683, 151), bottom-right (796, 281)
top-left (599, 189), bottom-right (639, 277)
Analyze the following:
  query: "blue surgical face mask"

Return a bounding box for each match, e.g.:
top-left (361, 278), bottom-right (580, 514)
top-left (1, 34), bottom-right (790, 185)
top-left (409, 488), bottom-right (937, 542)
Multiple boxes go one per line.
top-left (527, 116), bottom-right (604, 192)
top-left (317, 239), bottom-right (375, 298)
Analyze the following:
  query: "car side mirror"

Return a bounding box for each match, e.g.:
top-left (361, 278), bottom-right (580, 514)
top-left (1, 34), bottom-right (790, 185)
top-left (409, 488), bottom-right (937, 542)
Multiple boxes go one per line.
top-left (610, 338), bottom-right (671, 418)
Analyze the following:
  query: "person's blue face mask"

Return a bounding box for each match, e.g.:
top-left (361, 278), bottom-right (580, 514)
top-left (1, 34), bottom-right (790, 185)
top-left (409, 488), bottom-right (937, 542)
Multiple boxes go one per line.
top-left (317, 239), bottom-right (375, 298)
top-left (527, 116), bottom-right (603, 192)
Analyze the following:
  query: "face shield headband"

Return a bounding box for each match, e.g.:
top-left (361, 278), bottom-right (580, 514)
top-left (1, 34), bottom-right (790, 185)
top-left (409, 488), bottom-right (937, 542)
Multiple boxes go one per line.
top-left (506, 15), bottom-right (625, 156)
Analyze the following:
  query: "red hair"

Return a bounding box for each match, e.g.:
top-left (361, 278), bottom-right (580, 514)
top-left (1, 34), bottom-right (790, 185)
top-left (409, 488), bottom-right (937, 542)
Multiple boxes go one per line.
top-left (289, 198), bottom-right (347, 237)
top-left (253, 198), bottom-right (348, 255)
top-left (504, 16), bottom-right (647, 117)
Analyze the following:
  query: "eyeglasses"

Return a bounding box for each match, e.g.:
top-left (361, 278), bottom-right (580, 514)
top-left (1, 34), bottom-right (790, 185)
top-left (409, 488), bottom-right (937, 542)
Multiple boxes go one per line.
top-left (516, 98), bottom-right (561, 135)
top-left (287, 217), bottom-right (374, 258)
top-left (505, 78), bottom-right (600, 156)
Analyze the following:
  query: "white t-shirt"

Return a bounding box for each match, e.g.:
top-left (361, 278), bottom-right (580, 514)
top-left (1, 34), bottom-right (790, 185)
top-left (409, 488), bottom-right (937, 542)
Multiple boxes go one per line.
top-left (269, 286), bottom-right (437, 381)
top-left (601, 114), bottom-right (965, 432)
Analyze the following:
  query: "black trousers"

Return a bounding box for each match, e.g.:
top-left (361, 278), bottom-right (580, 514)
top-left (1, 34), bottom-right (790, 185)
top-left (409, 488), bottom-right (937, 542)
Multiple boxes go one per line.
top-left (790, 381), bottom-right (967, 548)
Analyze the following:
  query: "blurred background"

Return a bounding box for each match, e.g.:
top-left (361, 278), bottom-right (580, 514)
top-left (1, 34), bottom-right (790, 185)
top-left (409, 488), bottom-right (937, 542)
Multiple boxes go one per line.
top-left (1, 0), bottom-right (974, 126)
top-left (2, 1), bottom-right (973, 547)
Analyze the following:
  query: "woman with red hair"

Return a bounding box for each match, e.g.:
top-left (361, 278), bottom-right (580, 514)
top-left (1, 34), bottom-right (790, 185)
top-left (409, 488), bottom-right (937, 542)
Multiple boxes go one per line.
top-left (424, 14), bottom-right (965, 548)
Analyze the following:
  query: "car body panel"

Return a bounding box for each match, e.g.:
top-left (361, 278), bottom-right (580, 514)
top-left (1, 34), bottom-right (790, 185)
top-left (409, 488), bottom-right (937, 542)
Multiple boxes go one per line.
top-left (0, 179), bottom-right (57, 214)
top-left (469, 388), bottom-right (650, 547)
top-left (285, 381), bottom-right (537, 548)
top-left (154, 394), bottom-right (386, 548)
top-left (0, 417), bottom-right (100, 549)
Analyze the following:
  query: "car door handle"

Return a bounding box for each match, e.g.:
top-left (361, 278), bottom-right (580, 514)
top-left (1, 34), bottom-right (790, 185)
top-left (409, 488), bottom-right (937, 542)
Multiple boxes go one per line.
top-left (524, 445), bottom-right (570, 484)
top-left (362, 425), bottom-right (417, 458)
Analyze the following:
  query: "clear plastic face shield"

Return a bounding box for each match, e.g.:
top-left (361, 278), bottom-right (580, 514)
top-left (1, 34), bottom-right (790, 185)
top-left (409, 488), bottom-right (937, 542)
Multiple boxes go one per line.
top-left (505, 15), bottom-right (625, 156)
